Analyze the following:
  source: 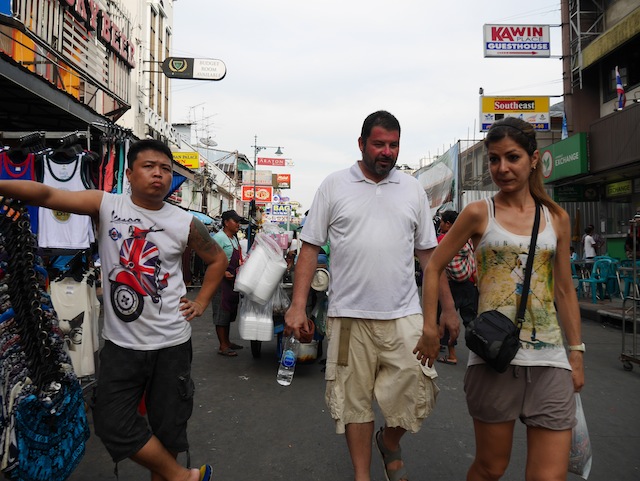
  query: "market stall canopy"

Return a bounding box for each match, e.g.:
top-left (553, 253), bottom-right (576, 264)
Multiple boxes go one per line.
top-left (189, 211), bottom-right (214, 225)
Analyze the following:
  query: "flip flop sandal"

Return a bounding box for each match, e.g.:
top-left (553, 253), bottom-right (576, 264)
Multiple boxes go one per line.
top-left (229, 343), bottom-right (244, 350)
top-left (437, 356), bottom-right (457, 365)
top-left (199, 464), bottom-right (213, 481)
top-left (218, 348), bottom-right (238, 357)
top-left (375, 427), bottom-right (409, 481)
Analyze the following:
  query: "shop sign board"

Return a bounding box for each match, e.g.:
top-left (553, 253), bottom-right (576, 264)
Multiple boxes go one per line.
top-left (606, 180), bottom-right (632, 198)
top-left (553, 185), bottom-right (584, 202)
top-left (173, 152), bottom-right (199, 169)
top-left (161, 57), bottom-right (226, 81)
top-left (483, 24), bottom-right (550, 58)
top-left (58, 0), bottom-right (135, 68)
top-left (243, 170), bottom-right (272, 186)
top-left (241, 185), bottom-right (272, 204)
top-left (541, 133), bottom-right (589, 183)
top-left (272, 204), bottom-right (291, 216)
top-left (257, 157), bottom-right (286, 166)
top-left (480, 96), bottom-right (550, 131)
top-left (275, 173), bottom-right (291, 189)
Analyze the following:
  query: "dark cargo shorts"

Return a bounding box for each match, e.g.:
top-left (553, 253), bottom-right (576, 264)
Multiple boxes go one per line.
top-left (93, 339), bottom-right (195, 462)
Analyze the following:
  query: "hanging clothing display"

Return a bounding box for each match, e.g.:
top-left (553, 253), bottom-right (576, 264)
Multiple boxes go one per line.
top-left (50, 274), bottom-right (100, 377)
top-left (37, 152), bottom-right (95, 249)
top-left (0, 198), bottom-right (89, 480)
top-left (0, 151), bottom-right (39, 235)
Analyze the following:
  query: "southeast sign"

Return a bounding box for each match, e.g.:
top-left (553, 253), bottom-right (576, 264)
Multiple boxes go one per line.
top-left (483, 24), bottom-right (550, 58)
top-left (480, 96), bottom-right (550, 131)
top-left (161, 57), bottom-right (227, 81)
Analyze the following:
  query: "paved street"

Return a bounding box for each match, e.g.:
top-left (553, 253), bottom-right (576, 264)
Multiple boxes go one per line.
top-left (69, 289), bottom-right (640, 481)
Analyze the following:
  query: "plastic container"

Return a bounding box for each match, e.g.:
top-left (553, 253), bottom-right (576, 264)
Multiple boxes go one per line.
top-left (297, 340), bottom-right (318, 363)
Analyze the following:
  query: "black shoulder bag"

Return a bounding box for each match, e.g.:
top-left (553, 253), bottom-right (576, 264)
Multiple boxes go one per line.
top-left (465, 203), bottom-right (540, 373)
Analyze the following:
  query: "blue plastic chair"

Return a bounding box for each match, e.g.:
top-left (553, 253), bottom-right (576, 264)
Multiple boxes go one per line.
top-left (619, 260), bottom-right (640, 299)
top-left (577, 259), bottom-right (616, 304)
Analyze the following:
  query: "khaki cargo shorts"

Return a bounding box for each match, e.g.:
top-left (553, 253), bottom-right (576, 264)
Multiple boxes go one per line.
top-left (324, 315), bottom-right (439, 434)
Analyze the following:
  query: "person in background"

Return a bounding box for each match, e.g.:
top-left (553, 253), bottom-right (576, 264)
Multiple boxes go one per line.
top-left (286, 111), bottom-right (457, 481)
top-left (417, 117), bottom-right (584, 481)
top-left (583, 225), bottom-right (597, 259)
top-left (570, 246), bottom-right (578, 262)
top-left (211, 209), bottom-right (246, 357)
top-left (436, 210), bottom-right (478, 365)
top-left (0, 139), bottom-right (226, 481)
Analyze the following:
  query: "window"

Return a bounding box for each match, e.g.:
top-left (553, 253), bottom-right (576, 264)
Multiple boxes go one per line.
top-left (601, 36), bottom-right (640, 103)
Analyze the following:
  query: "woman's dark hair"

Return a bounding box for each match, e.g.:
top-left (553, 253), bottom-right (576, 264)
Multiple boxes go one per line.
top-left (484, 117), bottom-right (561, 217)
top-left (360, 111), bottom-right (401, 146)
top-left (127, 139), bottom-right (174, 169)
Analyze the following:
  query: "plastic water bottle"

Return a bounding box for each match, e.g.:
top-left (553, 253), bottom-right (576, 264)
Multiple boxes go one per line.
top-left (277, 335), bottom-right (299, 386)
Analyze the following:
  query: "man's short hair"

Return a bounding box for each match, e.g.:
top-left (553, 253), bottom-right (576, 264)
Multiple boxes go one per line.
top-left (127, 139), bottom-right (174, 169)
top-left (360, 111), bottom-right (401, 146)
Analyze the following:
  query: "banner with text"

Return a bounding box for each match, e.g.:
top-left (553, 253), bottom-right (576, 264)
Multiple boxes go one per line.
top-left (257, 157), bottom-right (286, 166)
top-left (483, 24), bottom-right (550, 58)
top-left (541, 133), bottom-right (588, 183)
top-left (173, 152), bottom-right (200, 169)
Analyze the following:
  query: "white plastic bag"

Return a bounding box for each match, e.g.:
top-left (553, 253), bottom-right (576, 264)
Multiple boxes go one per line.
top-left (272, 284), bottom-right (291, 315)
top-left (569, 393), bottom-right (592, 479)
top-left (234, 233), bottom-right (287, 304)
top-left (237, 295), bottom-right (274, 341)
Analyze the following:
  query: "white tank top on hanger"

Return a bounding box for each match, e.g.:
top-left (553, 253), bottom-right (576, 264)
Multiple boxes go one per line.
top-left (38, 152), bottom-right (95, 249)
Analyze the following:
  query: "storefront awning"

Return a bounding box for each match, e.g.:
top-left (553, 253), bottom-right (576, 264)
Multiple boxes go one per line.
top-left (0, 54), bottom-right (111, 132)
top-left (188, 210), bottom-right (214, 225)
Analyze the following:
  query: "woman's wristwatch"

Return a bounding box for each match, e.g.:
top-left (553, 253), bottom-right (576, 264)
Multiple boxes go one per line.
top-left (568, 343), bottom-right (586, 352)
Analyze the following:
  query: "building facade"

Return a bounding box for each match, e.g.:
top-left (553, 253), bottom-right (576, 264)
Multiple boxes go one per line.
top-left (459, 1), bottom-right (640, 258)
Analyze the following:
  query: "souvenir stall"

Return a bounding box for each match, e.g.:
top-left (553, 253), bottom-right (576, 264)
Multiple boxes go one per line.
top-left (0, 197), bottom-right (89, 480)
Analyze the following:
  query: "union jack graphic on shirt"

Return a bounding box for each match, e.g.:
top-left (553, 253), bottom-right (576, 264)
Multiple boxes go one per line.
top-left (109, 224), bottom-right (169, 322)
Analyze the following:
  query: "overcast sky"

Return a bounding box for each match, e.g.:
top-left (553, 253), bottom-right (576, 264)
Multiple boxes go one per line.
top-left (170, 0), bottom-right (563, 211)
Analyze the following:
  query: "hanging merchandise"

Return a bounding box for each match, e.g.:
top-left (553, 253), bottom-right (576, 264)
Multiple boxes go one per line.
top-left (50, 273), bottom-right (100, 378)
top-left (0, 197), bottom-right (89, 481)
top-left (0, 132), bottom-right (49, 236)
top-left (37, 146), bottom-right (95, 250)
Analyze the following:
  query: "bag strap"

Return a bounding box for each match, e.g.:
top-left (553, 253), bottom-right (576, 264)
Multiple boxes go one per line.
top-left (515, 203), bottom-right (541, 329)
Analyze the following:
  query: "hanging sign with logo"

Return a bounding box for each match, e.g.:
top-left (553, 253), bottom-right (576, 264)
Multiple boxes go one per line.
top-left (161, 57), bottom-right (227, 81)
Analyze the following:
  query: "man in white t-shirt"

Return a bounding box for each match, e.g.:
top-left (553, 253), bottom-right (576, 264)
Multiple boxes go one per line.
top-left (285, 111), bottom-right (457, 481)
top-left (0, 139), bottom-right (227, 481)
top-left (583, 225), bottom-right (597, 259)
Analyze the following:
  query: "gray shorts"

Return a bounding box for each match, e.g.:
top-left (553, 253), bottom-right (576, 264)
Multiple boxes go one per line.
top-left (93, 340), bottom-right (194, 462)
top-left (464, 364), bottom-right (576, 430)
top-left (211, 289), bottom-right (237, 326)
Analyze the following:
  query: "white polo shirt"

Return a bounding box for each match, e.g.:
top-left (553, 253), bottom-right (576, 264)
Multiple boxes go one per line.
top-left (301, 162), bottom-right (436, 319)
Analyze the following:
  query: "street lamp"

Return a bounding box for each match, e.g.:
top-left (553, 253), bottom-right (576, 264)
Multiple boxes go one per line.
top-left (248, 135), bottom-right (283, 249)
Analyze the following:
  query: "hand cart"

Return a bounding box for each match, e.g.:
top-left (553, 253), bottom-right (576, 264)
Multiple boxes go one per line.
top-left (621, 218), bottom-right (640, 371)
